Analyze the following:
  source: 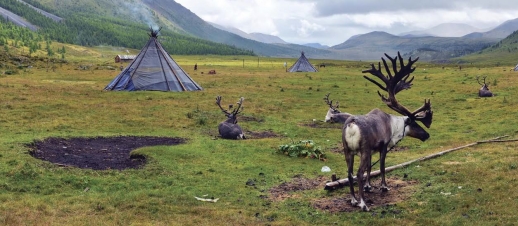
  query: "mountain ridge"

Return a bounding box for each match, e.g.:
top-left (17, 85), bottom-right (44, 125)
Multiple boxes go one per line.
top-left (463, 18), bottom-right (518, 39)
top-left (3, 0), bottom-right (518, 62)
top-left (330, 31), bottom-right (498, 62)
top-left (209, 22), bottom-right (288, 44)
top-left (399, 23), bottom-right (486, 37)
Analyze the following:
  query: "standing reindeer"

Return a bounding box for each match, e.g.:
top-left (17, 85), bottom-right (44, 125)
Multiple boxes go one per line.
top-left (324, 93), bottom-right (351, 123)
top-left (342, 52), bottom-right (433, 211)
top-left (215, 96), bottom-right (246, 139)
top-left (477, 76), bottom-right (494, 97)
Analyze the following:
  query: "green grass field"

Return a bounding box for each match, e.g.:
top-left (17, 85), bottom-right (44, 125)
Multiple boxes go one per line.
top-left (1, 44), bottom-right (518, 225)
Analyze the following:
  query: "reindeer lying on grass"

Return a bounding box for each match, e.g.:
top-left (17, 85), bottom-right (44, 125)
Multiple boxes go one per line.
top-left (477, 75), bottom-right (494, 97)
top-left (215, 96), bottom-right (246, 139)
top-left (323, 93), bottom-right (351, 123)
top-left (342, 52), bottom-right (433, 211)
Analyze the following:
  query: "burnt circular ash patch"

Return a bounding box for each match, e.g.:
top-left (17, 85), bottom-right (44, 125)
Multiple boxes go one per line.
top-left (28, 136), bottom-right (186, 170)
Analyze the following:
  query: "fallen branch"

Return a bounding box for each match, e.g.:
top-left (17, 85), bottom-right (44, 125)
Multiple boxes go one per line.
top-left (476, 138), bottom-right (518, 144)
top-left (324, 135), bottom-right (511, 190)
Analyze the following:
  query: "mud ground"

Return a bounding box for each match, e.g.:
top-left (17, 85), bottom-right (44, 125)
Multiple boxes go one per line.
top-left (28, 136), bottom-right (185, 170)
top-left (269, 175), bottom-right (417, 213)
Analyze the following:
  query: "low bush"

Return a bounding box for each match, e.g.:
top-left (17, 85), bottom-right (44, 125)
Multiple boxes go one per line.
top-left (277, 140), bottom-right (326, 161)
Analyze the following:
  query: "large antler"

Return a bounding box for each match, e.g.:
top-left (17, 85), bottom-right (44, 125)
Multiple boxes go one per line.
top-left (232, 97), bottom-right (245, 115)
top-left (324, 93), bottom-right (341, 112)
top-left (215, 96), bottom-right (244, 117)
top-left (477, 75), bottom-right (488, 86)
top-left (362, 52), bottom-right (433, 128)
top-left (216, 96), bottom-right (231, 117)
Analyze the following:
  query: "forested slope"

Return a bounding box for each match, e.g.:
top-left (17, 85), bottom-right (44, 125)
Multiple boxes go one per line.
top-left (0, 0), bottom-right (255, 56)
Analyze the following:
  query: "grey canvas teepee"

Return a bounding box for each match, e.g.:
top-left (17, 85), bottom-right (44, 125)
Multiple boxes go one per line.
top-left (105, 28), bottom-right (202, 91)
top-left (288, 51), bottom-right (318, 72)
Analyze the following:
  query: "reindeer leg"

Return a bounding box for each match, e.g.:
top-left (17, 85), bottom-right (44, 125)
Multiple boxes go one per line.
top-left (345, 151), bottom-right (358, 206)
top-left (364, 153), bottom-right (373, 192)
top-left (357, 153), bottom-right (371, 211)
top-left (380, 147), bottom-right (390, 192)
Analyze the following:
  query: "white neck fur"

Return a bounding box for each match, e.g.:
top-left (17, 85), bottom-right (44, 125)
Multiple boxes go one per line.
top-left (389, 115), bottom-right (408, 146)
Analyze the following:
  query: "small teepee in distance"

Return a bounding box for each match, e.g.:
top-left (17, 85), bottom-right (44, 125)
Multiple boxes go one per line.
top-left (288, 51), bottom-right (318, 72)
top-left (105, 28), bottom-right (202, 91)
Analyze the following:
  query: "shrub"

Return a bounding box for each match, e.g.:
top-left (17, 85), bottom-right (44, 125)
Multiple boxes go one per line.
top-left (186, 112), bottom-right (194, 119)
top-left (196, 116), bottom-right (207, 125)
top-left (277, 140), bottom-right (326, 161)
top-left (4, 70), bottom-right (16, 75)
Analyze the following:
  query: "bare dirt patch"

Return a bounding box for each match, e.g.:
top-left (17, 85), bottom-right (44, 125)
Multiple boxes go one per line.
top-left (329, 145), bottom-right (343, 154)
top-left (269, 175), bottom-right (329, 201)
top-left (269, 175), bottom-right (418, 213)
top-left (28, 136), bottom-right (186, 170)
top-left (239, 115), bottom-right (265, 123)
top-left (205, 129), bottom-right (282, 139)
top-left (300, 121), bottom-right (343, 129)
top-left (245, 130), bottom-right (282, 139)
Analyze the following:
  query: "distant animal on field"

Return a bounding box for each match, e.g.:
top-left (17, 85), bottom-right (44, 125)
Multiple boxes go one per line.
top-left (477, 75), bottom-right (493, 97)
top-left (209, 70), bottom-right (216, 74)
top-left (342, 52), bottom-right (433, 211)
top-left (323, 93), bottom-right (351, 123)
top-left (215, 96), bottom-right (246, 139)
top-left (319, 64), bottom-right (326, 68)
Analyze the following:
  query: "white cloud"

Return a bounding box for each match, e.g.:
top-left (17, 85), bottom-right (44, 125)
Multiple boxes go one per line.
top-left (175, 0), bottom-right (518, 46)
top-left (312, 0), bottom-right (518, 16)
top-left (292, 19), bottom-right (326, 37)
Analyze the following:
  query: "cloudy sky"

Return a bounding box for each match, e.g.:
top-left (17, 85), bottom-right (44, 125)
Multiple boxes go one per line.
top-left (175, 0), bottom-right (518, 46)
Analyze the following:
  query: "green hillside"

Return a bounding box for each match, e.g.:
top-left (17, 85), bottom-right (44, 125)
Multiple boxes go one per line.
top-left (456, 30), bottom-right (518, 66)
top-left (0, 0), bottom-right (255, 56)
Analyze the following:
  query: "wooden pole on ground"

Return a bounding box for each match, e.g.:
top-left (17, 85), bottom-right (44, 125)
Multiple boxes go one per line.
top-left (324, 135), bottom-right (511, 190)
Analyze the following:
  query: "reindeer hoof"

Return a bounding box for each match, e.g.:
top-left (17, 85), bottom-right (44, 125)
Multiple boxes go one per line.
top-left (350, 198), bottom-right (358, 206)
top-left (363, 185), bottom-right (373, 193)
top-left (381, 186), bottom-right (390, 192)
top-left (358, 199), bottom-right (370, 211)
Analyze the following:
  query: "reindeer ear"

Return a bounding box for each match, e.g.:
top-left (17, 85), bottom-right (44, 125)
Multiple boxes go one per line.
top-left (415, 110), bottom-right (433, 128)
